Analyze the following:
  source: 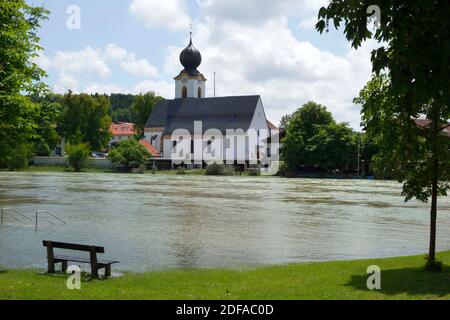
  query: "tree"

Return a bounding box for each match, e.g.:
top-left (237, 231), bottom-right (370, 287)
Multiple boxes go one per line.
top-left (279, 114), bottom-right (293, 132)
top-left (317, 1), bottom-right (450, 267)
top-left (108, 139), bottom-right (151, 172)
top-left (131, 92), bottom-right (163, 137)
top-left (110, 93), bottom-right (136, 123)
top-left (0, 1), bottom-right (49, 167)
top-left (58, 92), bottom-right (112, 151)
top-left (282, 102), bottom-right (335, 171)
top-left (29, 91), bottom-right (62, 156)
top-left (67, 143), bottom-right (90, 172)
top-left (307, 123), bottom-right (357, 171)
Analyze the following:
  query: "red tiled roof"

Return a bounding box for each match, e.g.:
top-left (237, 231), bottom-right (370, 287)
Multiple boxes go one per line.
top-left (110, 123), bottom-right (136, 136)
top-left (139, 139), bottom-right (161, 158)
top-left (415, 119), bottom-right (450, 137)
top-left (267, 120), bottom-right (278, 130)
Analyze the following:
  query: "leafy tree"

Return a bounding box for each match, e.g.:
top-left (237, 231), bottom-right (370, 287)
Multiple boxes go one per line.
top-left (282, 102), bottom-right (335, 171)
top-left (279, 114), bottom-right (294, 132)
top-left (108, 139), bottom-right (151, 172)
top-left (110, 93), bottom-right (136, 123)
top-left (317, 1), bottom-right (450, 266)
top-left (0, 1), bottom-right (49, 167)
top-left (111, 108), bottom-right (132, 123)
top-left (58, 92), bottom-right (112, 151)
top-left (307, 122), bottom-right (357, 171)
top-left (67, 143), bottom-right (90, 172)
top-left (8, 144), bottom-right (32, 170)
top-left (29, 92), bottom-right (62, 156)
top-left (131, 92), bottom-right (163, 137)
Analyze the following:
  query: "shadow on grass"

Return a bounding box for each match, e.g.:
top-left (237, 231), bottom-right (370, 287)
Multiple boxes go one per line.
top-left (346, 266), bottom-right (450, 298)
top-left (36, 270), bottom-right (111, 282)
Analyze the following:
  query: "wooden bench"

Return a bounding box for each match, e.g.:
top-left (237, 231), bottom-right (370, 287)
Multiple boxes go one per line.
top-left (43, 240), bottom-right (119, 279)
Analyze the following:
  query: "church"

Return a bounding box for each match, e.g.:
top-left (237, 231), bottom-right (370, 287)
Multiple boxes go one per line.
top-left (144, 36), bottom-right (280, 170)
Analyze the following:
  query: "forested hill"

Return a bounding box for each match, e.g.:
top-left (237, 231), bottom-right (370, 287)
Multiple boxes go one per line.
top-left (109, 94), bottom-right (139, 123)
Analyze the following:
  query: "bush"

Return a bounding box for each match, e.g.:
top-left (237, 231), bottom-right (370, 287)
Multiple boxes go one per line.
top-left (176, 167), bottom-right (186, 175)
top-left (108, 139), bottom-right (151, 172)
top-left (247, 168), bottom-right (261, 176)
top-left (67, 143), bottom-right (90, 172)
top-left (8, 144), bottom-right (31, 170)
top-left (132, 163), bottom-right (146, 174)
top-left (205, 163), bottom-right (235, 176)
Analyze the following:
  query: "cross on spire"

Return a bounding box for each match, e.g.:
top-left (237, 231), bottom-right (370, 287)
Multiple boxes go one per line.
top-left (189, 18), bottom-right (193, 41)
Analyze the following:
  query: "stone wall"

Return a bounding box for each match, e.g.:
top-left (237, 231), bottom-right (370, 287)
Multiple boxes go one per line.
top-left (32, 157), bottom-right (113, 169)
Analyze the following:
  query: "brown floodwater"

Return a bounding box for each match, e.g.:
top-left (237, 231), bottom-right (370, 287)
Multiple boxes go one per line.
top-left (0, 172), bottom-right (449, 271)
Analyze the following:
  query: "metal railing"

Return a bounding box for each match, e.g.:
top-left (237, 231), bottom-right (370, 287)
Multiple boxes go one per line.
top-left (35, 210), bottom-right (66, 230)
top-left (1, 208), bottom-right (65, 230)
top-left (1, 207), bottom-right (33, 226)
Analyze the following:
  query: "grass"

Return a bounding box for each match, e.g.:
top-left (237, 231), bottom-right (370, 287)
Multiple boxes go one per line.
top-left (1, 252), bottom-right (450, 300)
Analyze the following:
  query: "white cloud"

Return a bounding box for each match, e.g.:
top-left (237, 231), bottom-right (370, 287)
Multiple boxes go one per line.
top-left (52, 47), bottom-right (111, 78)
top-left (44, 44), bottom-right (159, 93)
top-left (32, 52), bottom-right (52, 71)
top-left (198, 0), bottom-right (327, 25)
top-left (129, 0), bottom-right (189, 32)
top-left (53, 73), bottom-right (79, 94)
top-left (298, 15), bottom-right (319, 30)
top-left (132, 80), bottom-right (174, 98)
top-left (164, 16), bottom-right (377, 128)
top-left (105, 44), bottom-right (158, 77)
top-left (83, 83), bottom-right (123, 95)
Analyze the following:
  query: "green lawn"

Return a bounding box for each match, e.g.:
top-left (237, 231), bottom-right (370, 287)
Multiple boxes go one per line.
top-left (1, 251), bottom-right (450, 300)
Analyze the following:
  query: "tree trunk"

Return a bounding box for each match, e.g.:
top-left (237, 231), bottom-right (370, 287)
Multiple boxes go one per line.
top-left (428, 108), bottom-right (440, 265)
top-left (428, 174), bottom-right (438, 262)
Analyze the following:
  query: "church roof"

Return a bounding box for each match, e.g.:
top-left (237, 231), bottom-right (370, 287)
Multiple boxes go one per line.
top-left (145, 96), bottom-right (261, 135)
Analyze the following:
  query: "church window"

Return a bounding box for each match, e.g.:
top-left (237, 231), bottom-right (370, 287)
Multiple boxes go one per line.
top-left (182, 86), bottom-right (188, 98)
top-left (226, 138), bottom-right (231, 149)
top-left (198, 87), bottom-right (202, 98)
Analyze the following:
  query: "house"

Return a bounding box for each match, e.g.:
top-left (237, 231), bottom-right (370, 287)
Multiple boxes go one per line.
top-left (109, 122), bottom-right (136, 148)
top-left (415, 119), bottom-right (450, 137)
top-left (144, 36), bottom-right (279, 169)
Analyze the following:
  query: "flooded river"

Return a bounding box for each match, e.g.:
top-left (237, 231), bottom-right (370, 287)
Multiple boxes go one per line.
top-left (0, 172), bottom-right (449, 271)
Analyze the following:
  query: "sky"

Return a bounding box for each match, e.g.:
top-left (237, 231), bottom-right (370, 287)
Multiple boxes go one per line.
top-left (30, 0), bottom-right (380, 129)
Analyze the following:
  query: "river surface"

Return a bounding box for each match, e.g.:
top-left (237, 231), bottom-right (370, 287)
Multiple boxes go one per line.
top-left (0, 172), bottom-right (449, 272)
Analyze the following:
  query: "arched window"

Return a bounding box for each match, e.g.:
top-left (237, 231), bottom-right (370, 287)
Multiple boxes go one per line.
top-left (197, 87), bottom-right (202, 98)
top-left (182, 86), bottom-right (188, 98)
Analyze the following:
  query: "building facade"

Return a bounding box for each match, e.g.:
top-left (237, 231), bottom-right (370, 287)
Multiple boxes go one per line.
top-left (144, 37), bottom-right (279, 169)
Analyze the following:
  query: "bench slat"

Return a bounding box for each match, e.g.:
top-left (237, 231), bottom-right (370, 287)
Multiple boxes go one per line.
top-left (55, 255), bottom-right (119, 265)
top-left (43, 240), bottom-right (105, 253)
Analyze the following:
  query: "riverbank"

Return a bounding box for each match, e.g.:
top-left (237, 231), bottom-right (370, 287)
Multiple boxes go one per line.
top-left (1, 252), bottom-right (449, 300)
top-left (0, 166), bottom-right (263, 176)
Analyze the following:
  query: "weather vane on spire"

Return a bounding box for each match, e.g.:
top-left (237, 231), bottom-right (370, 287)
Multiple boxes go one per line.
top-left (189, 17), bottom-right (193, 39)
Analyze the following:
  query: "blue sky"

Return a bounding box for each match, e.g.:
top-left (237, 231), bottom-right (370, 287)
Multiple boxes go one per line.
top-left (30, 0), bottom-right (378, 128)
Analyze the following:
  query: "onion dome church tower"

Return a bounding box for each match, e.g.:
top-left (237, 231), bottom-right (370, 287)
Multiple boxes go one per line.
top-left (174, 35), bottom-right (207, 99)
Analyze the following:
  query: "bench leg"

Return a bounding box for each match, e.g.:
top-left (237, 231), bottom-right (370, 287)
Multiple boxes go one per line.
top-left (91, 265), bottom-right (99, 280)
top-left (47, 261), bottom-right (55, 274)
top-left (105, 265), bottom-right (111, 278)
top-left (61, 261), bottom-right (68, 273)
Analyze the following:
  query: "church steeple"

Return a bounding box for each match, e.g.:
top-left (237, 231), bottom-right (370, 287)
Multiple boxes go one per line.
top-left (174, 30), bottom-right (207, 99)
top-left (179, 38), bottom-right (202, 74)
